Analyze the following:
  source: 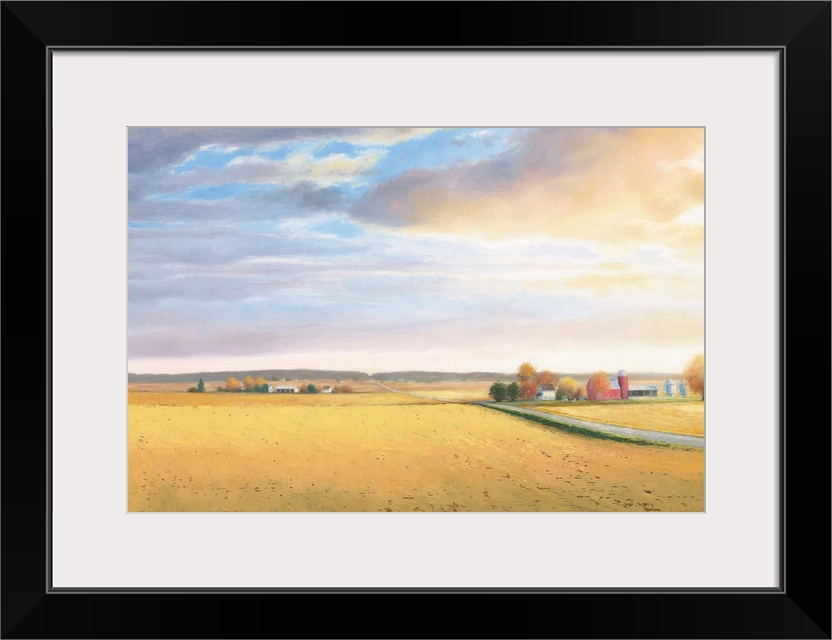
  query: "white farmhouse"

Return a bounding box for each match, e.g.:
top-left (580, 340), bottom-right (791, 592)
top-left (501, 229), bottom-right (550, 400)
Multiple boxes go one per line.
top-left (321, 385), bottom-right (333, 394)
top-left (535, 383), bottom-right (557, 400)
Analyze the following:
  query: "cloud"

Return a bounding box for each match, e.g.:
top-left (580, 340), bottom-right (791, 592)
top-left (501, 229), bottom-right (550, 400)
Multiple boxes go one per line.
top-left (128, 295), bottom-right (702, 364)
top-left (561, 272), bottom-right (702, 299)
top-left (128, 130), bottom-right (395, 213)
top-left (280, 148), bottom-right (388, 187)
top-left (219, 147), bottom-right (388, 187)
top-left (343, 128), bottom-right (441, 147)
top-left (129, 222), bottom-right (365, 266)
top-left (352, 128), bottom-right (704, 258)
top-left (544, 308), bottom-right (704, 349)
top-left (129, 128), bottom-right (308, 173)
top-left (129, 180), bottom-right (347, 223)
top-left (128, 127), bottom-right (437, 174)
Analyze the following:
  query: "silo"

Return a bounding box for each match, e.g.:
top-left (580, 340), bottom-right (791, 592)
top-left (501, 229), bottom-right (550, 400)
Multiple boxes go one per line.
top-left (664, 379), bottom-right (676, 397)
top-left (617, 370), bottom-right (629, 400)
top-left (678, 380), bottom-right (687, 396)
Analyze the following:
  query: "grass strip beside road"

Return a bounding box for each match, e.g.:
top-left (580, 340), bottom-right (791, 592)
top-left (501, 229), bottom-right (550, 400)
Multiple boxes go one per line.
top-left (483, 403), bottom-right (689, 448)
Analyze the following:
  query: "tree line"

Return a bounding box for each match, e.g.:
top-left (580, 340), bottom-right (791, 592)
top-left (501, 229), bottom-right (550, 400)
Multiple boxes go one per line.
top-left (202, 377), bottom-right (356, 394)
top-left (489, 362), bottom-right (585, 402)
top-left (219, 376), bottom-right (272, 393)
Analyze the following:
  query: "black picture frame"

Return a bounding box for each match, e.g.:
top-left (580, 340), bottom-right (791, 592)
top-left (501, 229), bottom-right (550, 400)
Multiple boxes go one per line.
top-left (2, 2), bottom-right (829, 638)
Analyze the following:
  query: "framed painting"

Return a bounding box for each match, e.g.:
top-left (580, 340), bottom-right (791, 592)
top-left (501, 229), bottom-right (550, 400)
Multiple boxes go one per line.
top-left (125, 123), bottom-right (707, 515)
top-left (2, 1), bottom-right (829, 638)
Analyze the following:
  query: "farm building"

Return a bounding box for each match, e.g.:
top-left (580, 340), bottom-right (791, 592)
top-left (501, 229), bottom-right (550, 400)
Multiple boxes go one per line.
top-left (535, 383), bottom-right (557, 400)
top-left (586, 376), bottom-right (621, 401)
top-left (678, 380), bottom-right (687, 396)
top-left (664, 379), bottom-right (676, 396)
top-left (321, 386), bottom-right (333, 394)
top-left (617, 370), bottom-right (629, 399)
top-left (586, 370), bottom-right (665, 400)
top-left (272, 385), bottom-right (299, 394)
top-left (628, 385), bottom-right (658, 398)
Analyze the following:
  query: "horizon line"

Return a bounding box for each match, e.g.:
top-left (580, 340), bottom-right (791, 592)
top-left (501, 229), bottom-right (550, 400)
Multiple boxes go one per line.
top-left (128, 368), bottom-right (685, 377)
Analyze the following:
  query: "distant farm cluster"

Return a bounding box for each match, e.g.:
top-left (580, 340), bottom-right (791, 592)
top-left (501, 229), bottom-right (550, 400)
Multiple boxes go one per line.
top-left (186, 376), bottom-right (353, 394)
top-left (584, 371), bottom-right (687, 401)
top-left (489, 354), bottom-right (704, 403)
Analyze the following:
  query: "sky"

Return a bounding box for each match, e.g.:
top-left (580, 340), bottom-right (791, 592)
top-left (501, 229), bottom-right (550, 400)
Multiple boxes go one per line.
top-left (128, 127), bottom-right (704, 375)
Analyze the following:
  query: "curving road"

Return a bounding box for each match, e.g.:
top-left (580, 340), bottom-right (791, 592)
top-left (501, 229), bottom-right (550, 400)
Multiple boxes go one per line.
top-left (475, 402), bottom-right (705, 448)
top-left (374, 381), bottom-right (703, 448)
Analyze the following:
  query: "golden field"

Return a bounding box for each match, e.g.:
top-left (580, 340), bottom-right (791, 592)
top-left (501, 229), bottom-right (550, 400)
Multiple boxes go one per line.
top-left (384, 381), bottom-right (492, 401)
top-left (129, 391), bottom-right (438, 407)
top-left (529, 401), bottom-right (704, 437)
top-left (129, 391), bottom-right (703, 512)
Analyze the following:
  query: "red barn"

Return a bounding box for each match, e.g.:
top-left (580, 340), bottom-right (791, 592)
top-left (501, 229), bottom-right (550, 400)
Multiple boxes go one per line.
top-left (586, 375), bottom-right (621, 401)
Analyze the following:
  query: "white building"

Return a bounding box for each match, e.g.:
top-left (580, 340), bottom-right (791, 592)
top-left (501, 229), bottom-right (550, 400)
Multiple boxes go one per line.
top-left (535, 383), bottom-right (557, 400)
top-left (273, 385), bottom-right (299, 394)
top-left (321, 386), bottom-right (333, 394)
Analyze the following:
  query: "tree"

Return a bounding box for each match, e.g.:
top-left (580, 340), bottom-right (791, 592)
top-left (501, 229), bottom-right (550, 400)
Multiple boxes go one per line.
top-left (683, 353), bottom-right (705, 399)
top-left (488, 382), bottom-right (507, 402)
top-left (334, 384), bottom-right (354, 394)
top-left (243, 376), bottom-right (256, 391)
top-left (255, 377), bottom-right (268, 388)
top-left (577, 385), bottom-right (587, 399)
top-left (536, 370), bottom-right (558, 386)
top-left (517, 362), bottom-right (537, 382)
top-left (226, 376), bottom-right (241, 392)
top-left (197, 378), bottom-right (205, 393)
top-left (587, 372), bottom-right (611, 399)
top-left (505, 381), bottom-right (520, 402)
top-left (556, 377), bottom-right (579, 400)
top-left (519, 381), bottom-right (538, 400)
top-left (307, 383), bottom-right (318, 394)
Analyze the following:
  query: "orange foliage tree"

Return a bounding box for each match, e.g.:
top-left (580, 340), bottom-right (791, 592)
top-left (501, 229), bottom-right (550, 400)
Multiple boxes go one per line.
top-left (226, 377), bottom-right (241, 392)
top-left (517, 362), bottom-right (537, 382)
top-left (587, 372), bottom-right (611, 398)
top-left (243, 376), bottom-right (256, 390)
top-left (683, 353), bottom-right (705, 399)
top-left (536, 370), bottom-right (558, 386)
top-left (519, 381), bottom-right (538, 400)
top-left (255, 377), bottom-right (268, 388)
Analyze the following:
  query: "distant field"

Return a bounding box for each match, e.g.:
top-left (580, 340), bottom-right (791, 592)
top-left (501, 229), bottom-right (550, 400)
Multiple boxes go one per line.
top-left (128, 391), bottom-right (439, 407)
top-left (129, 381), bottom-right (228, 393)
top-left (384, 381), bottom-right (491, 401)
top-left (528, 401), bottom-right (705, 437)
top-left (129, 390), bottom-right (703, 512)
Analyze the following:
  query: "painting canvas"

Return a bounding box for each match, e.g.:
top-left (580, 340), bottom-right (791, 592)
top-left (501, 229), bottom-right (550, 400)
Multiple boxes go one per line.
top-left (128, 127), bottom-right (704, 512)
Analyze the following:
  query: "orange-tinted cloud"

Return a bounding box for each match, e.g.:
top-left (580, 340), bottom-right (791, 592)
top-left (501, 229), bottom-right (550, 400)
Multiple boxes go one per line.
top-left (355, 128), bottom-right (704, 260)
